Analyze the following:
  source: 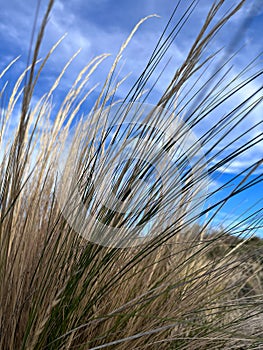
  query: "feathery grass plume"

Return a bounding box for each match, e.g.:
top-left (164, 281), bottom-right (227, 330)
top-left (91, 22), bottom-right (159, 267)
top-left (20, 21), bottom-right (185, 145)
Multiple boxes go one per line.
top-left (0, 0), bottom-right (262, 349)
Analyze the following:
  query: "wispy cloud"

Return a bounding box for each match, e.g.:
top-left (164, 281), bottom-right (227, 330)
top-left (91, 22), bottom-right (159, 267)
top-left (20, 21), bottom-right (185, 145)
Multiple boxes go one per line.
top-left (1, 0), bottom-right (262, 236)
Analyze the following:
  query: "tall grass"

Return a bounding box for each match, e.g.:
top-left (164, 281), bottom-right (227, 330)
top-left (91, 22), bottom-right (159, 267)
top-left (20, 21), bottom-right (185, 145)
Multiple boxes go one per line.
top-left (0, 0), bottom-right (262, 349)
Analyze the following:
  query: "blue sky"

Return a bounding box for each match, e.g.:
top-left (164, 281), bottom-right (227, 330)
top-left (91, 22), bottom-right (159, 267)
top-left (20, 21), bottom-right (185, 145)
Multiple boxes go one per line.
top-left (0, 0), bottom-right (262, 236)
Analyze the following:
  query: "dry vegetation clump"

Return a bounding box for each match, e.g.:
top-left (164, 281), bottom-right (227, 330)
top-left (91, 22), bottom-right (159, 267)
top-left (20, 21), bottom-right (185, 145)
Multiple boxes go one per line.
top-left (0, 0), bottom-right (262, 349)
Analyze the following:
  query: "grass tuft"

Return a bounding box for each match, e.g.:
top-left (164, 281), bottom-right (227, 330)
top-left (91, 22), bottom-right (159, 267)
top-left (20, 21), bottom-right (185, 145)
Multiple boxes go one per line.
top-left (0, 1), bottom-right (262, 349)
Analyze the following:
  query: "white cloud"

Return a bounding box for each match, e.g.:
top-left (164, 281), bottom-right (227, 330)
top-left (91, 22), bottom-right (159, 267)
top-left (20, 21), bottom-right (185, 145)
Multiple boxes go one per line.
top-left (1, 0), bottom-right (262, 177)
